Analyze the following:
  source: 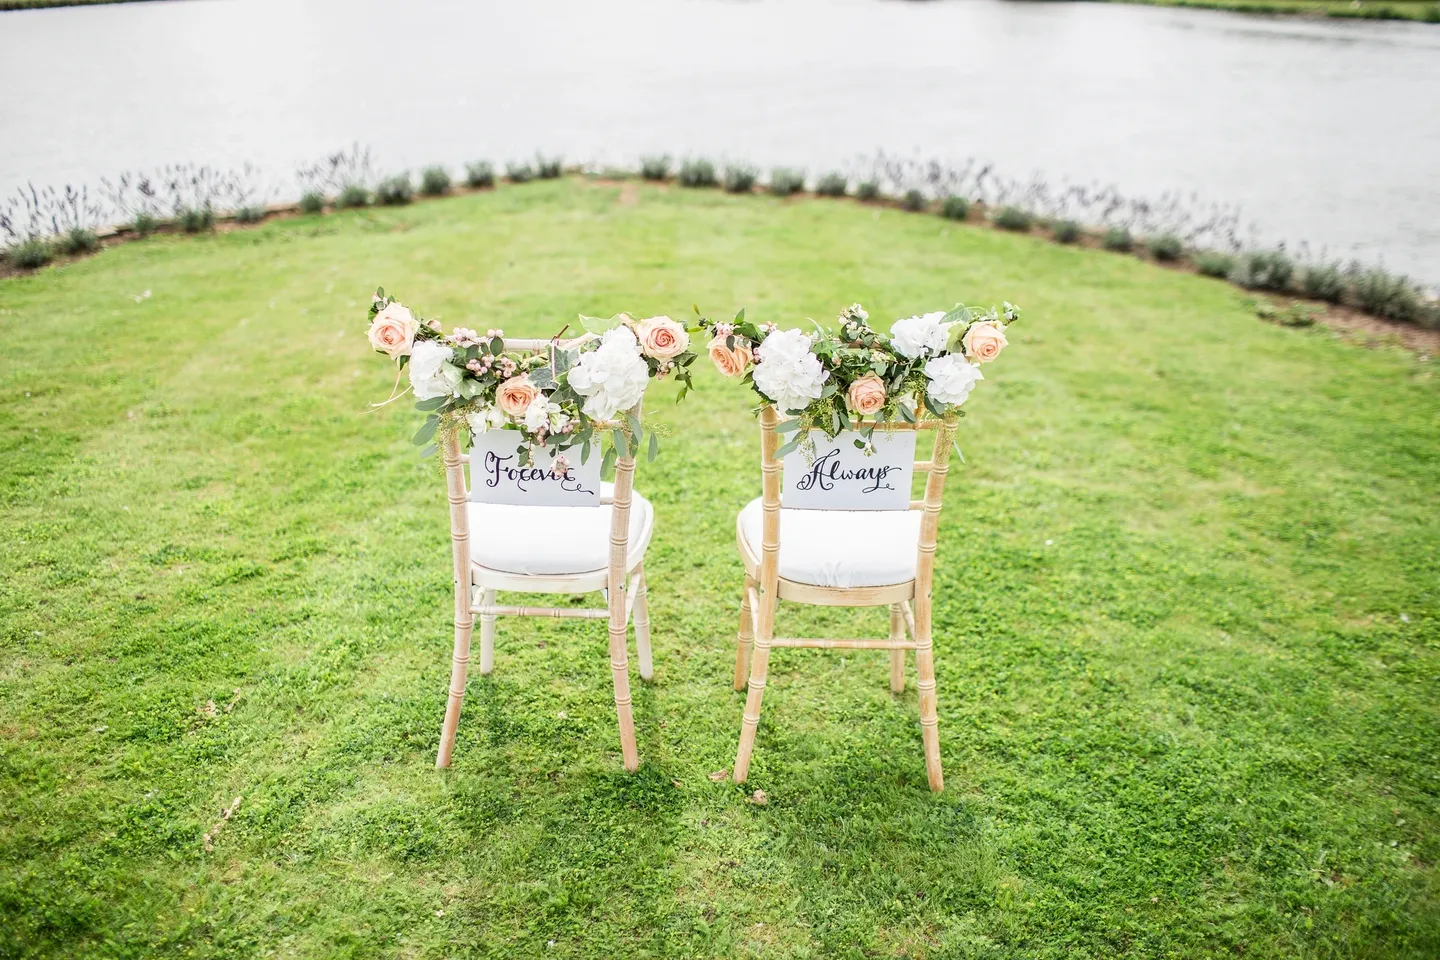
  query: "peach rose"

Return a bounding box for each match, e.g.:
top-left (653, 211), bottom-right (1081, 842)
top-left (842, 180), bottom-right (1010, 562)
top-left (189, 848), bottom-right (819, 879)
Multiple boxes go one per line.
top-left (846, 375), bottom-right (886, 416)
top-left (367, 302), bottom-right (419, 358)
top-left (961, 319), bottom-right (1008, 364)
top-left (707, 335), bottom-right (753, 378)
top-left (636, 315), bottom-right (689, 360)
top-left (496, 375), bottom-right (539, 417)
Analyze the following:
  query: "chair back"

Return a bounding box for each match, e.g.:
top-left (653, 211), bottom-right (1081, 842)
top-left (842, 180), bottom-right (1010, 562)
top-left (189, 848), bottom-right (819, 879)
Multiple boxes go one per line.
top-left (441, 335), bottom-right (644, 583)
top-left (757, 405), bottom-right (958, 581)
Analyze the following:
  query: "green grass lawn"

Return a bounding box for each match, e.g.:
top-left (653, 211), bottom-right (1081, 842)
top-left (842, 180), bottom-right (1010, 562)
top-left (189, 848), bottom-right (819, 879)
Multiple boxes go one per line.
top-left (1, 179), bottom-right (1437, 958)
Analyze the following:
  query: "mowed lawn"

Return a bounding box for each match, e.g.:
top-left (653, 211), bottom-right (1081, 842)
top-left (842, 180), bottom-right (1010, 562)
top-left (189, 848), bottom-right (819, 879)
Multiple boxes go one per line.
top-left (1, 179), bottom-right (1437, 959)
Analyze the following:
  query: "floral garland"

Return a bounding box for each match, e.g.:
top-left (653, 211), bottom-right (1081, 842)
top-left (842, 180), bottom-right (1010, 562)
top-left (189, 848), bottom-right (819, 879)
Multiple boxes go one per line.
top-left (366, 288), bottom-right (1020, 469)
top-left (694, 300), bottom-right (1019, 458)
top-left (365, 288), bottom-right (698, 471)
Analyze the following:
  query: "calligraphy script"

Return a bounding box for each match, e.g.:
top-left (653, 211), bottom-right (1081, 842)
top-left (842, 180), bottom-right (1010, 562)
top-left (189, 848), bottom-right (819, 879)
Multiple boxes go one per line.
top-left (795, 448), bottom-right (902, 494)
top-left (482, 451), bottom-right (592, 495)
top-left (782, 430), bottom-right (915, 511)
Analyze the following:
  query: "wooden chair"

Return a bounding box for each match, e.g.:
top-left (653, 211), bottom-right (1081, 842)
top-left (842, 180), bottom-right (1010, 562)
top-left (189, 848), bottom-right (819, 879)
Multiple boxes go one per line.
top-left (732, 406), bottom-right (958, 792)
top-left (435, 337), bottom-right (653, 772)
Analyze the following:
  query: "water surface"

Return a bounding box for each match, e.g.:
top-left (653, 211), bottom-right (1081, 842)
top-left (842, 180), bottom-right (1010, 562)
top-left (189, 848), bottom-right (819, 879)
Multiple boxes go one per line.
top-left (3, 0), bottom-right (1437, 279)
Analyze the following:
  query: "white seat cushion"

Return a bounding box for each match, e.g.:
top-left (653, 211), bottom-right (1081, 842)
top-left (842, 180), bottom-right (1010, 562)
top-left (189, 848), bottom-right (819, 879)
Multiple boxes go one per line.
top-left (469, 483), bottom-right (652, 576)
top-left (738, 497), bottom-right (922, 589)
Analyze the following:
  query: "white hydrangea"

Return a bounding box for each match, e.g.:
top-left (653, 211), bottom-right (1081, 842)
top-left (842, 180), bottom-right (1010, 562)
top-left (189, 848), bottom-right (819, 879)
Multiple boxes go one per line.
top-left (889, 311), bottom-right (951, 360)
top-left (923, 354), bottom-right (984, 407)
top-left (466, 404), bottom-right (505, 436)
top-left (751, 328), bottom-right (829, 412)
top-left (567, 325), bottom-right (649, 421)
top-left (523, 395), bottom-right (570, 433)
top-left (409, 339), bottom-right (463, 400)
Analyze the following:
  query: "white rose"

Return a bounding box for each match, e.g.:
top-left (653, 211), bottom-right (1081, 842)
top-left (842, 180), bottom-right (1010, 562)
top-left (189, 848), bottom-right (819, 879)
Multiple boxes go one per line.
top-left (409, 339), bottom-right (463, 400)
top-left (567, 325), bottom-right (649, 420)
top-left (889, 311), bottom-right (951, 360)
top-left (923, 354), bottom-right (984, 407)
top-left (751, 327), bottom-right (829, 412)
top-left (466, 404), bottom-right (505, 437)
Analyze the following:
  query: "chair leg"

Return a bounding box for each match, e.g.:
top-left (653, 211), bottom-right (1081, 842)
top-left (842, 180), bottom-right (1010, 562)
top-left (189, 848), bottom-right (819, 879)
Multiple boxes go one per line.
top-left (913, 629), bottom-right (944, 792)
top-left (733, 575), bottom-right (755, 691)
top-left (607, 589), bottom-right (640, 772)
top-left (889, 603), bottom-right (906, 694)
top-left (632, 565), bottom-right (653, 682)
top-left (478, 588), bottom-right (497, 675)
top-left (436, 599), bottom-right (474, 769)
top-left (733, 600), bottom-right (773, 784)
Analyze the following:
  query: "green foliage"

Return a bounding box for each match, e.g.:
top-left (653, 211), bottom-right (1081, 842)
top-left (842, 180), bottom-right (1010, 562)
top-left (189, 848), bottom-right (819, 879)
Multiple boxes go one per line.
top-left (1195, 250), bottom-right (1234, 277)
top-left (375, 175), bottom-right (414, 206)
top-left (9, 238), bottom-right (52, 268)
top-left (506, 162), bottom-right (535, 184)
top-left (1300, 262), bottom-right (1345, 303)
top-left (1147, 233), bottom-right (1183, 262)
top-left (1253, 297), bottom-right (1317, 327)
top-left (769, 168), bottom-right (804, 197)
top-left (940, 196), bottom-right (970, 221)
top-left (419, 166), bottom-right (452, 196)
top-left (677, 158), bottom-right (717, 188)
top-left (1229, 249), bottom-right (1294, 292)
top-left (234, 205), bottom-right (265, 225)
top-left (298, 192), bottom-right (325, 215)
top-left (640, 155), bottom-right (670, 181)
top-left (337, 184), bottom-right (369, 208)
top-left (1103, 226), bottom-right (1134, 252)
top-left (464, 162), bottom-right (495, 189)
top-left (856, 180), bottom-right (880, 201)
top-left (177, 205), bottom-right (214, 233)
top-left (1052, 219), bottom-right (1082, 244)
top-left (3, 181), bottom-right (1439, 958)
top-left (723, 165), bottom-right (757, 193)
top-left (133, 212), bottom-right (159, 236)
top-left (58, 227), bottom-right (99, 254)
top-left (1347, 265), bottom-right (1430, 325)
top-left (993, 206), bottom-right (1032, 231)
top-left (815, 172), bottom-right (847, 197)
top-left (536, 156), bottom-right (563, 179)
top-left (900, 189), bottom-right (926, 212)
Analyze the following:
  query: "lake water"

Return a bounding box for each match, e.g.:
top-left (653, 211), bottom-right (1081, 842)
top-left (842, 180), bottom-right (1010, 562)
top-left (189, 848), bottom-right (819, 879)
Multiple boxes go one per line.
top-left (3, 0), bottom-right (1438, 281)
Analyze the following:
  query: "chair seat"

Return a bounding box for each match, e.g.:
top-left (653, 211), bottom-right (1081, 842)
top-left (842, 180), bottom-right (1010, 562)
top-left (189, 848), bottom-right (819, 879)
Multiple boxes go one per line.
top-left (737, 497), bottom-right (922, 589)
top-left (469, 483), bottom-right (652, 576)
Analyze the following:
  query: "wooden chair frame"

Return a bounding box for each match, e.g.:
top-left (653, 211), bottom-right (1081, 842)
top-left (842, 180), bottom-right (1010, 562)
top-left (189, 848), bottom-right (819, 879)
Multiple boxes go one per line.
top-left (435, 337), bottom-right (651, 772)
top-left (732, 405), bottom-right (958, 792)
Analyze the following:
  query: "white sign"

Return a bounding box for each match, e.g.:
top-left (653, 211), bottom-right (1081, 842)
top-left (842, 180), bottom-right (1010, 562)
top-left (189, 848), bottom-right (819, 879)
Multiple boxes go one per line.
top-left (468, 431), bottom-right (602, 507)
top-left (783, 430), bottom-right (915, 511)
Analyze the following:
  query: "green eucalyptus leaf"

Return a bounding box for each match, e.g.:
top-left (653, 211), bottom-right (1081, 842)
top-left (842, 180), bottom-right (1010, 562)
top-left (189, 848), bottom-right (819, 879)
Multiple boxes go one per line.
top-left (412, 416), bottom-right (439, 446)
top-left (773, 437), bottom-right (801, 460)
top-left (580, 313), bottom-right (622, 335)
top-left (941, 304), bottom-right (972, 327)
top-left (774, 419), bottom-right (801, 434)
top-left (601, 444), bottom-right (618, 480)
top-left (415, 396), bottom-right (446, 412)
top-left (647, 431), bottom-right (659, 462)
